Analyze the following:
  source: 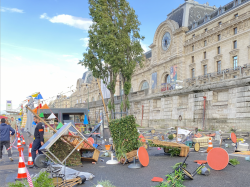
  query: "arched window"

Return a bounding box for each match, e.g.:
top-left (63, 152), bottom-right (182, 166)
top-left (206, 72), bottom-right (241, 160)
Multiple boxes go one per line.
top-left (141, 81), bottom-right (149, 90)
top-left (165, 74), bottom-right (171, 84)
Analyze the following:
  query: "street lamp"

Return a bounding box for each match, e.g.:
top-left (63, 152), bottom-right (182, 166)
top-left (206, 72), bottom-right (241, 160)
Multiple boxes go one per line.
top-left (86, 84), bottom-right (89, 111)
top-left (68, 85), bottom-right (73, 108)
top-left (58, 91), bottom-right (63, 108)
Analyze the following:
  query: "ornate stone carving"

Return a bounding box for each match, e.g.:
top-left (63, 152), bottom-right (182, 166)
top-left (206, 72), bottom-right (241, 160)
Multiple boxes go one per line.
top-left (201, 59), bottom-right (208, 65)
top-left (189, 63), bottom-right (196, 68)
top-left (229, 49), bottom-right (239, 56)
top-left (214, 54), bottom-right (223, 61)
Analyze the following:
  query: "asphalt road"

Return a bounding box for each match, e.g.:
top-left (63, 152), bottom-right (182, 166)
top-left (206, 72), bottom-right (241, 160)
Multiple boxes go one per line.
top-left (1, 140), bottom-right (250, 187)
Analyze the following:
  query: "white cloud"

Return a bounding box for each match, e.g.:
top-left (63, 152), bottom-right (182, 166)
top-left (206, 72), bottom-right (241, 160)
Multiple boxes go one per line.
top-left (65, 57), bottom-right (80, 63)
top-left (40, 13), bottom-right (49, 19)
top-left (15, 56), bottom-right (22, 61)
top-left (62, 55), bottom-right (73, 57)
top-left (40, 13), bottom-right (92, 30)
top-left (1, 7), bottom-right (24, 13)
top-left (140, 42), bottom-right (150, 53)
top-left (0, 50), bottom-right (87, 112)
top-left (80, 38), bottom-right (89, 47)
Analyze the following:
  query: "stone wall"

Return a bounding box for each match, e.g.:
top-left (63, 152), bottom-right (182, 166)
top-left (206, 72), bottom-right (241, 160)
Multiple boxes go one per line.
top-left (86, 75), bottom-right (250, 131)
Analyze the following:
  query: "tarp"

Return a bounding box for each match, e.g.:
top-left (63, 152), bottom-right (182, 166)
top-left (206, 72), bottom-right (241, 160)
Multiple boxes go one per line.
top-left (48, 113), bottom-right (56, 119)
top-left (34, 94), bottom-right (43, 100)
top-left (0, 115), bottom-right (8, 119)
top-left (25, 97), bottom-right (36, 136)
top-left (41, 104), bottom-right (49, 109)
top-left (39, 113), bottom-right (44, 118)
top-left (56, 122), bottom-right (63, 130)
top-left (39, 164), bottom-right (94, 181)
top-left (83, 115), bottom-right (88, 125)
top-left (177, 127), bottom-right (191, 142)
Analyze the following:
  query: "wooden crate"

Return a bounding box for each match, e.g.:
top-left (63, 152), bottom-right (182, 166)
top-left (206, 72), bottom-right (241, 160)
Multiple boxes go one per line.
top-left (150, 140), bottom-right (189, 157)
top-left (81, 149), bottom-right (100, 162)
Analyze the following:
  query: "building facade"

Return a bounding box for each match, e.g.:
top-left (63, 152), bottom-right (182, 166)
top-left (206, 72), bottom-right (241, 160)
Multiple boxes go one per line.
top-left (52, 0), bottom-right (250, 130)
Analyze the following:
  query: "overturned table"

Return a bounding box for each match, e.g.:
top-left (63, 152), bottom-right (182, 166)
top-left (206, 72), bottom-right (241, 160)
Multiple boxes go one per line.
top-left (148, 140), bottom-right (189, 157)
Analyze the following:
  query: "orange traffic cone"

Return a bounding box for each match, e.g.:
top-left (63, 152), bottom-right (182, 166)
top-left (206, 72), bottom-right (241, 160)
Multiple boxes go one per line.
top-left (15, 147), bottom-right (27, 181)
top-left (207, 137), bottom-right (213, 153)
top-left (17, 133), bottom-right (22, 147)
top-left (27, 144), bottom-right (33, 167)
top-left (21, 135), bottom-right (26, 145)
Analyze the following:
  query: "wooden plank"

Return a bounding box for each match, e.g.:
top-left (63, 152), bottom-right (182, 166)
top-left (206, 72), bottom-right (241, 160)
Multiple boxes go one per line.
top-left (26, 106), bottom-right (57, 133)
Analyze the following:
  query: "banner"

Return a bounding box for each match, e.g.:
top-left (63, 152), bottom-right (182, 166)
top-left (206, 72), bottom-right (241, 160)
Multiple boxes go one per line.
top-left (6, 100), bottom-right (12, 110)
top-left (151, 72), bottom-right (157, 89)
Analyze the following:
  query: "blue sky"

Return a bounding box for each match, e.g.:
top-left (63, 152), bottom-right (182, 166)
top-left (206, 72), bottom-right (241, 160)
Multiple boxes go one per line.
top-left (1, 0), bottom-right (228, 112)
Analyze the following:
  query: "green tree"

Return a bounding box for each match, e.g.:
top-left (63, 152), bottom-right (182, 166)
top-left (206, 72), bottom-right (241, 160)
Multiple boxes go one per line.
top-left (79, 0), bottom-right (125, 118)
top-left (120, 22), bottom-right (145, 112)
top-left (79, 0), bottom-right (144, 118)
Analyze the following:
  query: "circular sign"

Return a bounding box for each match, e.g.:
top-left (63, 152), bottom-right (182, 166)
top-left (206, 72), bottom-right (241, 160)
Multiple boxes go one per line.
top-left (207, 148), bottom-right (229, 170)
top-left (162, 32), bottom-right (171, 51)
top-left (194, 143), bottom-right (200, 152)
top-left (88, 137), bottom-right (94, 145)
top-left (231, 132), bottom-right (237, 143)
top-left (137, 147), bottom-right (149, 167)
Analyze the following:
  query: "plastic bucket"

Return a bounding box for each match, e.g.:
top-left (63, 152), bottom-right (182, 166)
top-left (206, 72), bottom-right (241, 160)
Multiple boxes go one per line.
top-left (105, 145), bottom-right (111, 151)
top-left (201, 167), bottom-right (210, 176)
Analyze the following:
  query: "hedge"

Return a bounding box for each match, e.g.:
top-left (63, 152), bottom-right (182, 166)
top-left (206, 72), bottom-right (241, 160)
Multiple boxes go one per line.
top-left (109, 115), bottom-right (141, 153)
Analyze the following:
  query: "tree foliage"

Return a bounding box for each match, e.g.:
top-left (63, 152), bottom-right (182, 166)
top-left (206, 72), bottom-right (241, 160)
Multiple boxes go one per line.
top-left (79, 0), bottom-right (144, 117)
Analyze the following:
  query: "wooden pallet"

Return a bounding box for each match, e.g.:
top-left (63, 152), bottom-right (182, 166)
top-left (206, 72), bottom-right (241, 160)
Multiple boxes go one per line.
top-left (149, 140), bottom-right (189, 157)
top-left (52, 176), bottom-right (84, 187)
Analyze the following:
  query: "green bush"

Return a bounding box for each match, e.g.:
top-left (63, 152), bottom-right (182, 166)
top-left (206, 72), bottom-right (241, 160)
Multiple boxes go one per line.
top-left (168, 134), bottom-right (173, 140)
top-left (8, 171), bottom-right (53, 187)
top-left (109, 115), bottom-right (141, 153)
top-left (229, 158), bottom-right (240, 165)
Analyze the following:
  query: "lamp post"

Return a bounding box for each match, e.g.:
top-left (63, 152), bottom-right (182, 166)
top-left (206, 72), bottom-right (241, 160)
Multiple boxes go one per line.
top-left (68, 85), bottom-right (73, 108)
top-left (58, 92), bottom-right (63, 108)
top-left (120, 77), bottom-right (122, 117)
top-left (86, 84), bottom-right (89, 111)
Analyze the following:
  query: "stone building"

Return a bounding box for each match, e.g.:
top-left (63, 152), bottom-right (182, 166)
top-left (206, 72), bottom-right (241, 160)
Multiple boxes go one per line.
top-left (52, 0), bottom-right (250, 130)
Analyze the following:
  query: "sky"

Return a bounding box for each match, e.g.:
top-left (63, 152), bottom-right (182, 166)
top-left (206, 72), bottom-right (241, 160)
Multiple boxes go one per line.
top-left (0, 0), bottom-right (228, 113)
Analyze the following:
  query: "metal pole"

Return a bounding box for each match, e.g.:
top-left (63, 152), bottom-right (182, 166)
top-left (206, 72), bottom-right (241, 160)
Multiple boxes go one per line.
top-left (120, 79), bottom-right (122, 118)
top-left (203, 96), bottom-right (206, 130)
top-left (88, 86), bottom-right (89, 111)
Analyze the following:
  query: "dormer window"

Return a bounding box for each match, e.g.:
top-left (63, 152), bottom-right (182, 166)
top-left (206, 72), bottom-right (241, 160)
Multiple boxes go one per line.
top-left (218, 8), bottom-right (222, 15)
top-left (235, 0), bottom-right (238, 6)
top-left (193, 22), bottom-right (196, 28)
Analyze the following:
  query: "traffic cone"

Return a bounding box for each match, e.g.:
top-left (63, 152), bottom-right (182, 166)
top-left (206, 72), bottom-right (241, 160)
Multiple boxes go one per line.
top-left (27, 144), bottom-right (33, 167)
top-left (15, 147), bottom-right (27, 181)
top-left (17, 133), bottom-right (22, 147)
top-left (207, 137), bottom-right (213, 153)
top-left (21, 135), bottom-right (26, 145)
